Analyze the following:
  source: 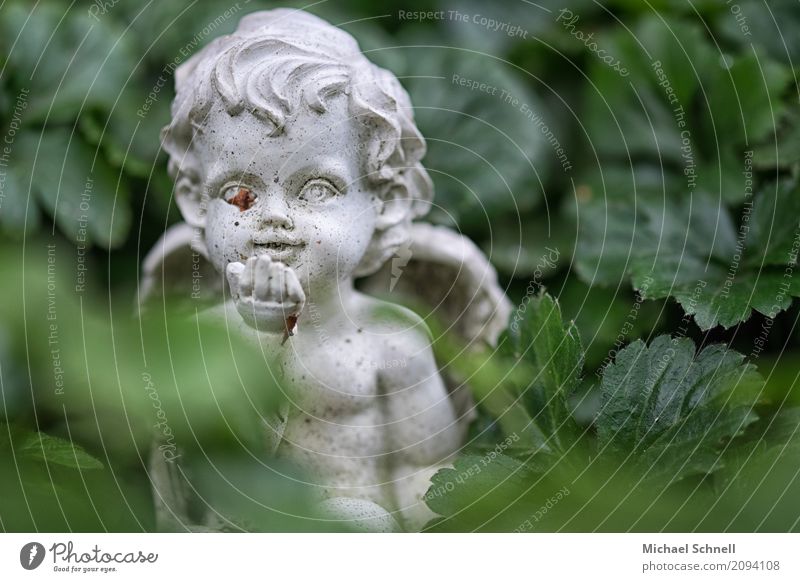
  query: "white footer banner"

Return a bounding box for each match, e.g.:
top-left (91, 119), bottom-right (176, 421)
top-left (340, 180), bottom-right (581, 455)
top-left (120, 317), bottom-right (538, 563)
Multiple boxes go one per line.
top-left (1, 533), bottom-right (797, 580)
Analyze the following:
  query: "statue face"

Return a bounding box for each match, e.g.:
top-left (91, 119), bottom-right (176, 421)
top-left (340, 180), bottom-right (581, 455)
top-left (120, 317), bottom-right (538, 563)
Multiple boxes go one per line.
top-left (196, 98), bottom-right (379, 294)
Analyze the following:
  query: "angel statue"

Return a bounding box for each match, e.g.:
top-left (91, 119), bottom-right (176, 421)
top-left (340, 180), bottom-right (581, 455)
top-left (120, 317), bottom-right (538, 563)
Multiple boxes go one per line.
top-left (140, 8), bottom-right (511, 532)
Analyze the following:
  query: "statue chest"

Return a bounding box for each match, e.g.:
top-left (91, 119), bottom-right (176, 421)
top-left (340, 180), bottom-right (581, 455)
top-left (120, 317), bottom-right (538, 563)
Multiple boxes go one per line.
top-left (277, 336), bottom-right (385, 418)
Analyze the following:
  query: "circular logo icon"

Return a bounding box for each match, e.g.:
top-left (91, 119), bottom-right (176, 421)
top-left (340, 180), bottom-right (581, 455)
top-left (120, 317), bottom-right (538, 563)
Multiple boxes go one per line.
top-left (20, 542), bottom-right (46, 570)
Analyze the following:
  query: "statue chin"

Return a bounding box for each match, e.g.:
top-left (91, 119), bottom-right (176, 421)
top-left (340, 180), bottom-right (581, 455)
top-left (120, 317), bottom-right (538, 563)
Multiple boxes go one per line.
top-left (234, 298), bottom-right (301, 335)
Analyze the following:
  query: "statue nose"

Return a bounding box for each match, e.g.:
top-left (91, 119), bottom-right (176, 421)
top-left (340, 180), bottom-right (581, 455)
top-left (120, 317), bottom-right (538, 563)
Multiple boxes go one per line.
top-left (256, 194), bottom-right (293, 229)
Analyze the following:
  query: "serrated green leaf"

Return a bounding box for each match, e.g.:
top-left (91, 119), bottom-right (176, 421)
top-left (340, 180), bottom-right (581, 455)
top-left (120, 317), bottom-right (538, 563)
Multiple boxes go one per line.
top-left (669, 269), bottom-right (798, 330)
top-left (597, 336), bottom-right (763, 484)
top-left (514, 292), bottom-right (584, 452)
top-left (576, 171), bottom-right (800, 329)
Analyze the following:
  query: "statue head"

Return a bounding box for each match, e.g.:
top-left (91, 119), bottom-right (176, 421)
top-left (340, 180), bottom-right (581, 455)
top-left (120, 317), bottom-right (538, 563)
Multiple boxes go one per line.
top-left (161, 9), bottom-right (433, 289)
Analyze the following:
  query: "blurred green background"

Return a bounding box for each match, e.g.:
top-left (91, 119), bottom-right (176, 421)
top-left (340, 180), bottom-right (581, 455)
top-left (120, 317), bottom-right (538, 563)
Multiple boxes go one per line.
top-left (1, 0), bottom-right (800, 532)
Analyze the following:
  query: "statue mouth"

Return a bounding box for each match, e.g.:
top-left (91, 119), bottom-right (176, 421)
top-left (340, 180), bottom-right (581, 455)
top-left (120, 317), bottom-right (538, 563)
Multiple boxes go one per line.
top-left (252, 240), bottom-right (305, 261)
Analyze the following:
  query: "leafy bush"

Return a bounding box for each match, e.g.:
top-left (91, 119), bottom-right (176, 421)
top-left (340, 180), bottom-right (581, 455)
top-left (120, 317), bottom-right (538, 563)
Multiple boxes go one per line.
top-left (1, 0), bottom-right (799, 531)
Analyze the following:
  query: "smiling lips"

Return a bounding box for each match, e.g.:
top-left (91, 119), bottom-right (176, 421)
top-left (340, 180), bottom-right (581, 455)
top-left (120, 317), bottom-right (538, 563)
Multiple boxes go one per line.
top-left (252, 238), bottom-right (305, 260)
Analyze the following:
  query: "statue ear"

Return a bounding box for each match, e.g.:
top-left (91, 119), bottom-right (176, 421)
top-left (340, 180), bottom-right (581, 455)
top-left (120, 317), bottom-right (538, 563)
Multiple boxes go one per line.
top-left (161, 123), bottom-right (206, 229)
top-left (375, 183), bottom-right (412, 231)
top-left (174, 175), bottom-right (207, 229)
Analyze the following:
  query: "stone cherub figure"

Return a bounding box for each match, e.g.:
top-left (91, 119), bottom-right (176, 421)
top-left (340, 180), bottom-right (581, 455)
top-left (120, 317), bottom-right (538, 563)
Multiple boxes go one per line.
top-left (141, 9), bottom-right (510, 532)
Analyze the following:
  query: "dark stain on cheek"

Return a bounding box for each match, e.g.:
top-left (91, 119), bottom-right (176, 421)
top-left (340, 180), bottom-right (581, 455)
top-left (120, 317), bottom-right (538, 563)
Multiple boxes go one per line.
top-left (227, 187), bottom-right (256, 212)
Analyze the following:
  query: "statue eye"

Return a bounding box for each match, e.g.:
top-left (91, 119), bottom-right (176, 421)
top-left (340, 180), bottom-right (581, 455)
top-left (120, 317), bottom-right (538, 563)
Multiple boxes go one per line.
top-left (298, 179), bottom-right (340, 203)
top-left (222, 185), bottom-right (257, 211)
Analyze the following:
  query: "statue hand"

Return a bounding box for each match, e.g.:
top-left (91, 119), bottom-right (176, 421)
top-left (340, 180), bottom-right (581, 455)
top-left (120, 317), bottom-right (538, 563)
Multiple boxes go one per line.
top-left (226, 256), bottom-right (305, 334)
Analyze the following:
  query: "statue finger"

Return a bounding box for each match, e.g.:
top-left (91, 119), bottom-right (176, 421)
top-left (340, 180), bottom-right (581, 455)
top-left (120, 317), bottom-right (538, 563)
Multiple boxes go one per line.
top-left (254, 255), bottom-right (272, 300)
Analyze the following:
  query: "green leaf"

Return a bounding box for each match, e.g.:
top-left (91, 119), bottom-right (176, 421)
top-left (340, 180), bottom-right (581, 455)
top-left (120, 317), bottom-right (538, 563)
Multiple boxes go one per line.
top-left (1, 2), bottom-right (139, 123)
top-left (84, 83), bottom-right (172, 177)
top-left (715, 0), bottom-right (800, 66)
top-left (429, 321), bottom-right (543, 449)
top-left (668, 269), bottom-right (798, 330)
top-left (701, 49), bottom-right (791, 148)
top-left (16, 128), bottom-right (131, 248)
top-left (0, 163), bottom-right (40, 237)
top-left (597, 336), bottom-right (763, 484)
top-left (395, 37), bottom-right (554, 233)
top-left (582, 16), bottom-right (715, 164)
top-left (513, 291), bottom-right (583, 452)
top-left (575, 171), bottom-right (800, 329)
top-left (424, 453), bottom-right (533, 522)
top-left (17, 431), bottom-right (104, 470)
top-left (582, 14), bottom-right (790, 205)
top-left (748, 179), bottom-right (800, 266)
top-left (571, 164), bottom-right (686, 286)
top-left (635, 179), bottom-right (800, 329)
top-left (752, 106), bottom-right (800, 169)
